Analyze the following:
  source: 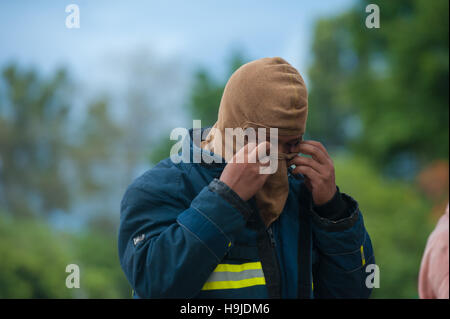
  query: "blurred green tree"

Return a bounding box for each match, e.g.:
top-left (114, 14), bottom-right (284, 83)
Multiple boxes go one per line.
top-left (0, 65), bottom-right (124, 217)
top-left (67, 227), bottom-right (131, 298)
top-left (333, 155), bottom-right (433, 298)
top-left (308, 0), bottom-right (448, 299)
top-left (308, 0), bottom-right (449, 175)
top-left (0, 64), bottom-right (130, 298)
top-left (0, 214), bottom-right (130, 298)
top-left (0, 215), bottom-right (72, 298)
top-left (149, 51), bottom-right (248, 164)
top-left (0, 65), bottom-right (71, 217)
top-left (190, 51), bottom-right (248, 127)
top-left (68, 97), bottom-right (124, 205)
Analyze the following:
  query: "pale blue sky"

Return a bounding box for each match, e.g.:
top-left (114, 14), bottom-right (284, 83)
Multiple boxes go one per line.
top-left (0, 0), bottom-right (356, 84)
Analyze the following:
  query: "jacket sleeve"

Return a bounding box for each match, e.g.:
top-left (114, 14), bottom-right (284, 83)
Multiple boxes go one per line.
top-left (118, 170), bottom-right (252, 298)
top-left (310, 189), bottom-right (375, 299)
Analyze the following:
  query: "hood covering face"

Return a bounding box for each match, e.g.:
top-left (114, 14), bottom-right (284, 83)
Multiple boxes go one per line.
top-left (201, 57), bottom-right (308, 227)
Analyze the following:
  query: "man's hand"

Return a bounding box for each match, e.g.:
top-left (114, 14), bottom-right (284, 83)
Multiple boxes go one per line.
top-left (288, 140), bottom-right (337, 206)
top-left (219, 141), bottom-right (271, 201)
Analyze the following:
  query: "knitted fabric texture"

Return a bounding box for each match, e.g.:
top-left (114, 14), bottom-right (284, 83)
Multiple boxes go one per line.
top-left (201, 57), bottom-right (308, 227)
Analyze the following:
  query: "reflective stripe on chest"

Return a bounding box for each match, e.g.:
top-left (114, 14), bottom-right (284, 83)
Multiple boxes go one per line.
top-left (201, 262), bottom-right (266, 290)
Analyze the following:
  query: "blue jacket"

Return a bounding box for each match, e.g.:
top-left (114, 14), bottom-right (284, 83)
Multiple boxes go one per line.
top-left (118, 129), bottom-right (375, 298)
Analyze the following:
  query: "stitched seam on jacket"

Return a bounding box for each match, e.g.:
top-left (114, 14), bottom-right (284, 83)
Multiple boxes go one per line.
top-left (209, 178), bottom-right (253, 219)
top-left (344, 254), bottom-right (375, 274)
top-left (319, 227), bottom-right (367, 256)
top-left (177, 221), bottom-right (221, 262)
top-left (191, 204), bottom-right (231, 243)
top-left (311, 205), bottom-right (359, 227)
top-left (309, 191), bottom-right (360, 231)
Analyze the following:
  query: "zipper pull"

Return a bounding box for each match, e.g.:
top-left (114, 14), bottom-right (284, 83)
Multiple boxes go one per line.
top-left (267, 227), bottom-right (276, 247)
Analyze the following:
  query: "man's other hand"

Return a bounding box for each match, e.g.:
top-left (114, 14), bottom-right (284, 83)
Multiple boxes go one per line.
top-left (288, 140), bottom-right (337, 206)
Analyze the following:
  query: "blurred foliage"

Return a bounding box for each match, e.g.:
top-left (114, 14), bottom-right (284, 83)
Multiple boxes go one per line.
top-left (149, 137), bottom-right (175, 165)
top-left (190, 51), bottom-right (248, 128)
top-left (69, 98), bottom-right (124, 198)
top-left (0, 66), bottom-right (71, 216)
top-left (308, 0), bottom-right (449, 175)
top-left (149, 51), bottom-right (248, 164)
top-left (68, 229), bottom-right (130, 298)
top-left (416, 161), bottom-right (449, 216)
top-left (0, 213), bottom-right (129, 298)
top-left (333, 155), bottom-right (434, 298)
top-left (307, 1), bottom-right (449, 296)
top-left (0, 64), bottom-right (131, 298)
top-left (0, 214), bottom-right (72, 298)
top-left (0, 64), bottom-right (123, 217)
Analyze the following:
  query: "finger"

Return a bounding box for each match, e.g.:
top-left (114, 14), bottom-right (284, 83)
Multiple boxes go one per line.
top-left (255, 142), bottom-right (275, 175)
top-left (297, 143), bottom-right (328, 164)
top-left (233, 142), bottom-right (257, 163)
top-left (245, 142), bottom-right (259, 163)
top-left (304, 176), bottom-right (313, 191)
top-left (288, 155), bottom-right (323, 174)
top-left (244, 141), bottom-right (267, 164)
top-left (292, 165), bottom-right (321, 182)
top-left (258, 143), bottom-right (272, 168)
top-left (254, 141), bottom-right (271, 164)
top-left (245, 141), bottom-right (258, 153)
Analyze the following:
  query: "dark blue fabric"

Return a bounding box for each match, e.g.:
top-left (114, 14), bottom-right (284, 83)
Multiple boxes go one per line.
top-left (118, 130), bottom-right (375, 298)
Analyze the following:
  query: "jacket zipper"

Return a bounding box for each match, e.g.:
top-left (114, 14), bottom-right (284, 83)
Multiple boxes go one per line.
top-left (267, 227), bottom-right (276, 247)
top-left (266, 225), bottom-right (282, 298)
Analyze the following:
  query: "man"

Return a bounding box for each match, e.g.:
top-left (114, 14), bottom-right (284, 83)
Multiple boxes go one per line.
top-left (118, 57), bottom-right (375, 298)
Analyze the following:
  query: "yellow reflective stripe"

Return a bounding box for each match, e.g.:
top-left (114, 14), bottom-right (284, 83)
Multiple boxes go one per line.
top-left (202, 276), bottom-right (266, 290)
top-left (201, 262), bottom-right (266, 290)
top-left (361, 245), bottom-right (366, 266)
top-left (214, 262), bottom-right (262, 273)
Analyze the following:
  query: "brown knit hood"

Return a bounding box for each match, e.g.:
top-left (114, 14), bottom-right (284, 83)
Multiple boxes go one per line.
top-left (201, 57), bottom-right (308, 227)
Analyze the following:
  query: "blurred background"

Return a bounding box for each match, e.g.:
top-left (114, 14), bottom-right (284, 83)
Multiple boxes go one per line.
top-left (0, 0), bottom-right (448, 298)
